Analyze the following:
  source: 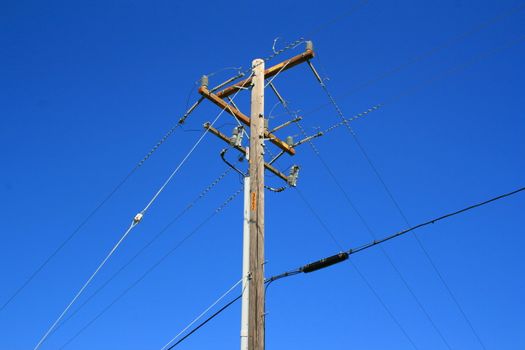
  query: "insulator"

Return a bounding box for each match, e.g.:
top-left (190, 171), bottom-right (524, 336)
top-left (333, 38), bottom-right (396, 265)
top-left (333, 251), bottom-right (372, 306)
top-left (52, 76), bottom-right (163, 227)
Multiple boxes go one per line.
top-left (287, 165), bottom-right (300, 187)
top-left (230, 126), bottom-right (244, 147)
top-left (306, 40), bottom-right (314, 51)
top-left (286, 136), bottom-right (294, 146)
top-left (200, 75), bottom-right (209, 87)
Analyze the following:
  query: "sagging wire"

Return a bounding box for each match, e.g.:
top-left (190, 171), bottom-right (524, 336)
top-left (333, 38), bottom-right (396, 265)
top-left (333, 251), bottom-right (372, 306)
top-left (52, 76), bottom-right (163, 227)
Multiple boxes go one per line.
top-left (307, 55), bottom-right (456, 350)
top-left (35, 72), bottom-right (250, 350)
top-left (278, 185), bottom-right (525, 282)
top-left (58, 187), bottom-right (244, 349)
top-left (49, 168), bottom-right (233, 336)
top-left (305, 38), bottom-right (525, 348)
top-left (220, 148), bottom-right (246, 178)
top-left (160, 278), bottom-right (244, 350)
top-left (320, 104), bottom-right (383, 134)
top-left (0, 88), bottom-right (205, 315)
top-left (269, 81), bottom-right (420, 348)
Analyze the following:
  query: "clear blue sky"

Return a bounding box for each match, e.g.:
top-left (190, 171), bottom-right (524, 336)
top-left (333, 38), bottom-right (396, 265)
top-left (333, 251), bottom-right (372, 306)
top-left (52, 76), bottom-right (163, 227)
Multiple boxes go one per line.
top-left (1, 1), bottom-right (524, 349)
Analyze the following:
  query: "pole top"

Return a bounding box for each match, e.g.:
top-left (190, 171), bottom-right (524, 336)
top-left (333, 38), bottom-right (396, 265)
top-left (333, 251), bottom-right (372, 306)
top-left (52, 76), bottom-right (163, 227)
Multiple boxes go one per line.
top-left (252, 58), bottom-right (265, 68)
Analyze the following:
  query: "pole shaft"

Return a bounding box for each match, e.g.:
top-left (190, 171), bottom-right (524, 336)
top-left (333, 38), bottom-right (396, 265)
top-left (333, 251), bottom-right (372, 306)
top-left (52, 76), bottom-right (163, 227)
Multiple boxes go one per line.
top-left (240, 176), bottom-right (250, 350)
top-left (248, 58), bottom-right (265, 350)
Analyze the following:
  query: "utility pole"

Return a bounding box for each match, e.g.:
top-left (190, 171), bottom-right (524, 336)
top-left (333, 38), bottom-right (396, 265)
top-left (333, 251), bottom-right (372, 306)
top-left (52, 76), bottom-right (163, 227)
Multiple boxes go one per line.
top-left (248, 59), bottom-right (265, 350)
top-left (199, 42), bottom-right (317, 350)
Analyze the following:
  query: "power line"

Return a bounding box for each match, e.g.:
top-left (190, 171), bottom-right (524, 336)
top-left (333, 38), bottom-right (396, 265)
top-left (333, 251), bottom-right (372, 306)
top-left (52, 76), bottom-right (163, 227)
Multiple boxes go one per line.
top-left (0, 96), bottom-right (197, 314)
top-left (159, 184), bottom-right (525, 348)
top-left (50, 169), bottom-right (232, 335)
top-left (266, 185), bottom-right (525, 347)
top-left (348, 185), bottom-right (525, 255)
top-left (34, 80), bottom-right (248, 350)
top-left (286, 2), bottom-right (525, 123)
top-left (292, 186), bottom-right (420, 349)
top-left (265, 82), bottom-right (420, 348)
top-left (57, 187), bottom-right (243, 349)
top-left (160, 278), bottom-right (243, 350)
top-left (316, 33), bottom-right (525, 136)
top-left (307, 58), bottom-right (454, 349)
top-left (165, 294), bottom-right (242, 350)
top-left (306, 33), bottom-right (525, 347)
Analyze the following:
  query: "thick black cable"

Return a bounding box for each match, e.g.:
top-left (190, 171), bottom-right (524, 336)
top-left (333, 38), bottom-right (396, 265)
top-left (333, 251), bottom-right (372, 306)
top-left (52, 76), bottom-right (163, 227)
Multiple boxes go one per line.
top-left (273, 185), bottom-right (525, 279)
top-left (309, 34), bottom-right (525, 347)
top-left (165, 270), bottom-right (304, 349)
top-left (310, 57), bottom-right (455, 348)
top-left (270, 87), bottom-right (420, 349)
top-left (293, 186), bottom-right (420, 349)
top-left (349, 186), bottom-right (525, 255)
top-left (166, 294), bottom-right (242, 350)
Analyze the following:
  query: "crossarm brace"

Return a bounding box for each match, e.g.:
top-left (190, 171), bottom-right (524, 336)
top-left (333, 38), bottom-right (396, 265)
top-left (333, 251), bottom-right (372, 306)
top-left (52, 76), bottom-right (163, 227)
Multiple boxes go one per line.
top-left (199, 86), bottom-right (296, 155)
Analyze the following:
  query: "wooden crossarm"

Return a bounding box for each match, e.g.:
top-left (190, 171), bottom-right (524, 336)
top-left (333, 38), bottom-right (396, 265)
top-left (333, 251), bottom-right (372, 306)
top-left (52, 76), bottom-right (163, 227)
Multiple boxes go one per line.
top-left (214, 49), bottom-right (315, 99)
top-left (203, 122), bottom-right (290, 184)
top-left (199, 86), bottom-right (296, 155)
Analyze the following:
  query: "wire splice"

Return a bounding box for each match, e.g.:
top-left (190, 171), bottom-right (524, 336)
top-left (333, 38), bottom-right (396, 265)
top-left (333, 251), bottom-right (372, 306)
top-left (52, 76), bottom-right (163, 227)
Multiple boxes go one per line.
top-left (301, 252), bottom-right (348, 273)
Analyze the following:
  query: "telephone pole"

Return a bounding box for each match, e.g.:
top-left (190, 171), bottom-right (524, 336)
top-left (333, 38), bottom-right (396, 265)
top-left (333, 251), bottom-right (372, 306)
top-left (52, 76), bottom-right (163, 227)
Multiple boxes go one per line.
top-left (198, 42), bottom-right (316, 350)
top-left (248, 58), bottom-right (265, 350)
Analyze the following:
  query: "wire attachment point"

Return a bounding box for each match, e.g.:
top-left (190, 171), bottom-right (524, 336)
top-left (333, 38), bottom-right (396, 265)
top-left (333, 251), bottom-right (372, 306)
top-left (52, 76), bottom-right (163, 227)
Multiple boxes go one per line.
top-left (287, 165), bottom-right (300, 187)
top-left (133, 213), bottom-right (144, 225)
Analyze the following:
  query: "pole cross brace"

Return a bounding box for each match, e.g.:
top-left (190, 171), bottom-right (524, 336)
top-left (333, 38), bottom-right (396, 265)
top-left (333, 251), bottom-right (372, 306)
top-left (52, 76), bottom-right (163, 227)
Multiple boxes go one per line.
top-left (199, 86), bottom-right (296, 155)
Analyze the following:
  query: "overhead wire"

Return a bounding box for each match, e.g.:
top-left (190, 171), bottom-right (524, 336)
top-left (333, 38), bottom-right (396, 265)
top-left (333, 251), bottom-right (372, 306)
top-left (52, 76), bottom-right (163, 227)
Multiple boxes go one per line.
top-left (159, 278), bottom-right (244, 350)
top-left (34, 76), bottom-right (250, 350)
top-left (308, 55), bottom-right (455, 350)
top-left (96, 5), bottom-right (520, 348)
top-left (294, 1), bottom-right (525, 128)
top-left (307, 33), bottom-right (525, 348)
top-left (269, 81), bottom-right (429, 347)
top-left (165, 293), bottom-right (242, 350)
top-left (26, 3), bottom-right (523, 345)
top-left (267, 73), bottom-right (421, 347)
top-left (58, 187), bottom-right (243, 349)
top-left (315, 33), bottom-right (525, 136)
top-left (161, 184), bottom-right (525, 348)
top-left (260, 26), bottom-right (525, 350)
top-left (50, 168), bottom-right (232, 335)
top-left (0, 85), bottom-right (207, 314)
top-left (292, 186), bottom-right (420, 349)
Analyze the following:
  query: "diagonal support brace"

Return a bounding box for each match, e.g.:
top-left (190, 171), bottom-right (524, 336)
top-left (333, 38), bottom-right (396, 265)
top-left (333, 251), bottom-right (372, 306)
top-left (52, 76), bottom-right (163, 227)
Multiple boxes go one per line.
top-left (199, 86), bottom-right (296, 155)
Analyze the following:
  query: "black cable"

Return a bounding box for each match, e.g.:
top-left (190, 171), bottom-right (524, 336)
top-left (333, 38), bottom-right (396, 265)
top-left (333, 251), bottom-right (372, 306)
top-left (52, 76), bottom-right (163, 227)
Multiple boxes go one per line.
top-left (276, 185), bottom-right (525, 278)
top-left (349, 186), bottom-right (525, 256)
top-left (165, 270), bottom-right (303, 349)
top-left (157, 179), bottom-right (523, 350)
top-left (166, 294), bottom-right (242, 350)
top-left (271, 92), bottom-right (420, 348)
